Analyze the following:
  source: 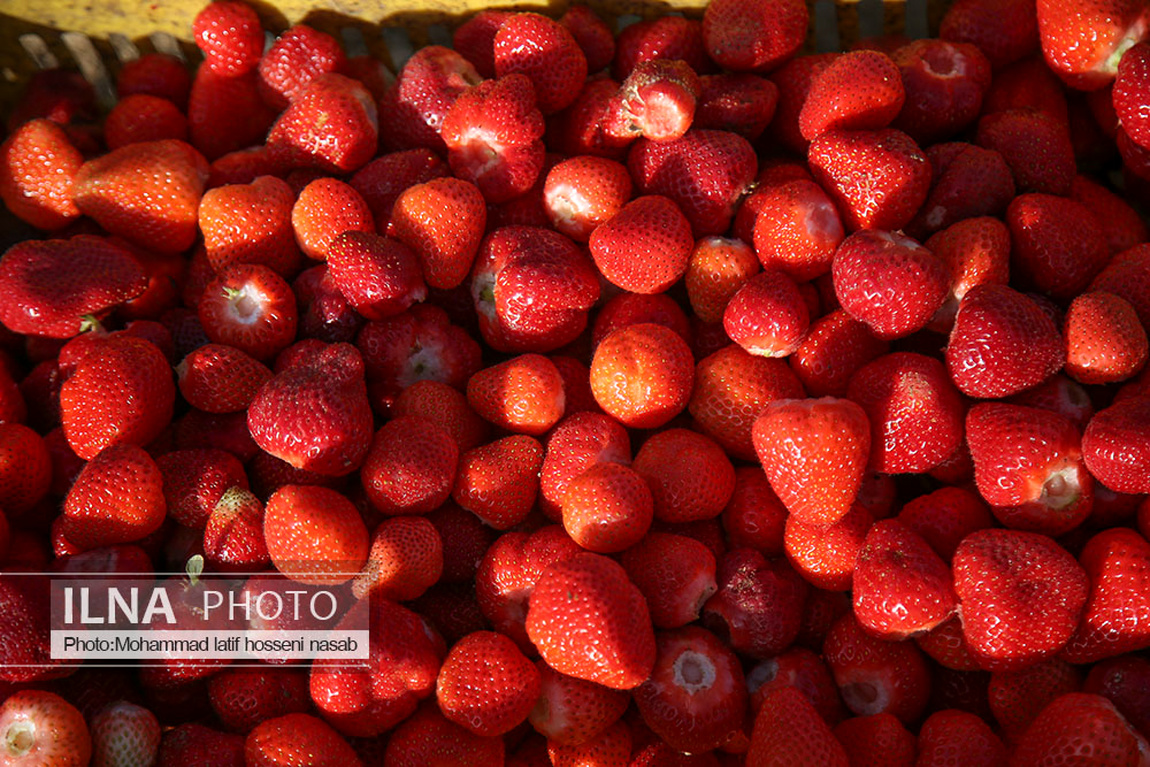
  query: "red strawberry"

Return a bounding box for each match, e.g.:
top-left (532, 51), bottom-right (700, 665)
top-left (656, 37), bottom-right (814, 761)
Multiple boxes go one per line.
top-left (892, 39), bottom-right (992, 144)
top-left (349, 149), bottom-right (450, 233)
top-left (966, 403), bottom-right (1093, 536)
top-left (982, 54), bottom-right (1070, 123)
top-left (1070, 174), bottom-right (1149, 256)
top-left (1011, 693), bottom-right (1147, 767)
top-left (470, 226), bottom-right (600, 352)
top-left (988, 659), bottom-right (1084, 743)
top-left (561, 462), bottom-right (653, 552)
top-left (158, 723), bottom-right (245, 767)
top-left (722, 467), bottom-right (788, 555)
top-left (206, 667), bottom-right (309, 733)
top-left (157, 448), bottom-right (248, 528)
top-left (823, 612), bottom-right (931, 723)
top-left (437, 630), bottom-right (541, 736)
top-left (853, 519), bottom-right (958, 639)
top-left (262, 484), bottom-right (368, 585)
top-left (359, 415), bottom-right (457, 517)
top-left (634, 625), bottom-right (747, 754)
top-left (1036, 0), bottom-right (1150, 89)
top-left (187, 67), bottom-right (278, 161)
top-left (1083, 397), bottom-right (1150, 494)
top-left (1061, 527), bottom-right (1150, 663)
top-left (199, 175), bottom-right (301, 276)
top-left (539, 411), bottom-right (630, 521)
top-left (0, 118), bottom-right (83, 230)
top-left (604, 59), bottom-right (701, 144)
top-left (547, 720), bottom-right (631, 766)
top-left (325, 231), bottom-right (426, 320)
top-left (621, 532), bottom-right (717, 629)
top-left (833, 714), bottom-right (916, 767)
top-left (1083, 655), bottom-right (1150, 738)
top-left (916, 709), bottom-right (1007, 767)
top-left (633, 428), bottom-right (735, 524)
top-left (0, 690), bottom-right (91, 767)
top-left (589, 195), bottom-right (694, 294)
top-left (742, 179), bottom-right (844, 283)
top-left (441, 74), bottom-right (546, 203)
top-left (352, 514), bottom-right (442, 600)
top-left (0, 236), bottom-right (147, 338)
top-left (529, 660), bottom-right (629, 745)
top-left (0, 424), bottom-right (51, 516)
top-left (1007, 192), bottom-right (1110, 300)
top-left (789, 309), bottom-right (889, 397)
top-left (627, 129), bottom-right (757, 237)
top-left (702, 0), bottom-right (808, 73)
top-left (117, 52), bottom-right (192, 108)
top-left (953, 528), bottom-right (1089, 670)
top-left (591, 291), bottom-right (692, 351)
top-left (975, 108), bottom-right (1076, 195)
top-left (453, 10), bottom-right (513, 78)
top-left (59, 336), bottom-right (174, 460)
top-left (588, 322), bottom-right (694, 429)
top-left (683, 236), bottom-right (760, 323)
top-left (452, 434), bottom-right (544, 529)
top-left (378, 46), bottom-right (481, 153)
top-left (752, 397), bottom-right (871, 526)
top-left (525, 552), bottom-right (656, 690)
top-left (466, 354), bottom-right (565, 435)
top-left (290, 178), bottom-right (374, 262)
top-left (176, 343), bottom-right (273, 414)
top-left (389, 176), bottom-right (486, 291)
top-left (560, 5), bottom-right (615, 75)
top-left (702, 548), bottom-right (808, 658)
top-left (906, 142), bottom-right (1016, 239)
top-left (198, 263), bottom-right (298, 362)
top-left (940, 0), bottom-right (1038, 69)
top-left (1064, 290), bottom-right (1148, 384)
top-left (542, 155), bottom-right (632, 242)
top-left (808, 128), bottom-right (932, 233)
top-left (613, 16), bottom-right (713, 80)
top-left (1091, 243), bottom-right (1150, 330)
top-left (89, 701), bottom-right (160, 767)
top-left (63, 444), bottom-right (166, 548)
top-left (258, 24), bottom-right (346, 108)
top-left (72, 139), bottom-right (209, 254)
top-left (494, 13), bottom-right (587, 115)
top-left (946, 284), bottom-right (1066, 399)
top-left (897, 487), bottom-right (994, 562)
top-left (393, 380), bottom-right (489, 454)
top-left (193, 0), bottom-right (263, 76)
top-left (245, 713), bottom-right (362, 767)
top-left (103, 93), bottom-right (188, 150)
top-left (383, 703), bottom-right (503, 766)
top-left (545, 77), bottom-right (631, 159)
top-left (800, 50), bottom-right (905, 141)
top-left (747, 686), bottom-right (849, 767)
top-left (203, 486), bottom-right (269, 571)
top-left (248, 343), bottom-right (372, 476)
top-left (695, 72), bottom-right (778, 140)
top-left (925, 215), bottom-right (1012, 331)
top-left (266, 74), bottom-right (378, 175)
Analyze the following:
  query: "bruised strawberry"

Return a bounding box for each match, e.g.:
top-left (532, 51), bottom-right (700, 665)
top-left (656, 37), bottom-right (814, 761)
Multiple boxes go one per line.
top-left (0, 118), bottom-right (83, 230)
top-left (72, 139), bottom-right (209, 254)
top-left (605, 59), bottom-right (701, 144)
top-left (702, 548), bottom-right (808, 658)
top-left (248, 343), bottom-right (373, 476)
top-left (0, 236), bottom-right (146, 339)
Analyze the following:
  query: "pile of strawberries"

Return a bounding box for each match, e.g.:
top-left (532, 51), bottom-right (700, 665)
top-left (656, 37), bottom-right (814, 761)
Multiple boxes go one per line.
top-left (1, 0), bottom-right (1150, 763)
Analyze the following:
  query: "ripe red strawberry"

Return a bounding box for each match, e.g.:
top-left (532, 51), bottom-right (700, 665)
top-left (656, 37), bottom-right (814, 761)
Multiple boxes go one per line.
top-left (466, 354), bottom-right (565, 435)
top-left (539, 411), bottom-right (630, 521)
top-left (702, 0), bottom-right (808, 73)
top-left (63, 444), bottom-right (166, 548)
top-left (722, 269), bottom-right (809, 359)
top-left (290, 178), bottom-right (374, 262)
top-left (823, 612), bottom-right (931, 723)
top-left (526, 552), bottom-right (656, 690)
top-left (591, 291), bottom-right (692, 351)
top-left (325, 231), bottom-right (426, 320)
top-left (628, 129), bottom-right (756, 237)
top-left (352, 514), bottom-right (442, 601)
top-left (982, 54), bottom-right (1071, 123)
top-left (1070, 174), bottom-right (1148, 256)
top-left (753, 397), bottom-right (871, 526)
top-left (916, 709), bottom-right (1008, 767)
top-left (0, 236), bottom-right (147, 338)
top-left (897, 487), bottom-right (994, 563)
top-left (789, 309), bottom-right (889, 397)
top-left (0, 690), bottom-right (91, 767)
top-left (1064, 290), bottom-right (1148, 384)
top-left (187, 67), bottom-right (278, 161)
top-left (988, 658), bottom-right (1084, 743)
top-left (799, 50), bottom-right (905, 141)
top-left (388, 177), bottom-right (486, 291)
top-left (248, 343), bottom-right (372, 476)
top-left (892, 39), bottom-right (992, 144)
top-left (203, 486), bottom-right (269, 571)
top-left (1007, 192), bottom-right (1110, 300)
top-left (939, 0), bottom-right (1038, 69)
top-left (613, 16), bottom-right (713, 80)
top-left (59, 336), bottom-right (175, 460)
top-left (117, 52), bottom-right (192, 108)
top-left (975, 108), bottom-right (1075, 195)
top-left (441, 74), bottom-right (546, 203)
top-left (157, 448), bottom-right (248, 528)
top-left (0, 118), bottom-right (83, 230)
top-left (0, 424), bottom-right (51, 516)
top-left (1061, 527), bottom-right (1150, 663)
top-left (560, 462), bottom-right (652, 553)
top-left (604, 59), bottom-right (701, 143)
top-left (263, 484), bottom-right (368, 585)
top-left (747, 686), bottom-right (849, 767)
top-left (684, 236), bottom-right (760, 323)
top-left (546, 719), bottom-right (630, 766)
top-left (545, 77), bottom-right (631, 159)
top-left (453, 434), bottom-right (544, 529)
top-left (494, 13), bottom-right (587, 115)
top-left (198, 175), bottom-right (302, 276)
top-left (359, 415), bottom-right (456, 517)
top-left (470, 226), bottom-right (600, 352)
top-left (437, 630), bottom-right (541, 736)
top-left (702, 548), bottom-right (808, 658)
top-left (853, 519), bottom-right (958, 639)
top-left (620, 532), bottom-right (717, 629)
top-left (453, 10), bottom-right (512, 78)
top-left (258, 24), bottom-right (346, 108)
top-left (383, 703), bottom-right (503, 766)
top-left (633, 429), bottom-right (735, 524)
top-left (206, 667), bottom-right (309, 733)
top-left (1091, 243), bottom-right (1150, 329)
top-left (633, 626), bottom-right (746, 754)
top-left (103, 93), bottom-right (188, 150)
top-left (906, 142), bottom-right (1015, 239)
top-left (722, 467), bottom-right (788, 555)
top-left (808, 128), bottom-right (932, 232)
top-left (89, 701), bottom-right (161, 767)
top-left (589, 322), bottom-right (694, 429)
top-left (560, 5), bottom-right (615, 75)
top-left (193, 0), bottom-right (263, 76)
top-left (589, 195), bottom-right (693, 294)
top-left (378, 46), bottom-right (481, 153)
top-left (529, 660), bottom-right (629, 746)
top-left (1083, 655), bottom-right (1150, 738)
top-left (349, 149), bottom-right (450, 232)
top-left (198, 264), bottom-right (298, 362)
top-left (393, 380), bottom-right (489, 454)
top-left (833, 713), bottom-right (916, 767)
top-left (924, 215), bottom-right (1011, 331)
top-left (176, 343), bottom-right (273, 413)
top-left (1037, 0), bottom-right (1150, 89)
top-left (946, 284), bottom-right (1066, 398)
top-left (1011, 693), bottom-right (1147, 767)
top-left (267, 74), bottom-right (378, 175)
top-left (742, 179), bottom-right (844, 283)
top-left (542, 155), bottom-right (632, 242)
top-left (953, 528), bottom-right (1089, 670)
top-left (695, 72), bottom-right (779, 139)
top-left (72, 139), bottom-right (209, 254)
top-left (158, 723), bottom-right (245, 767)
top-left (1083, 397), bottom-right (1150, 494)
top-left (966, 403), bottom-right (1093, 536)
top-left (1114, 42), bottom-right (1150, 151)
top-left (245, 713), bottom-right (362, 767)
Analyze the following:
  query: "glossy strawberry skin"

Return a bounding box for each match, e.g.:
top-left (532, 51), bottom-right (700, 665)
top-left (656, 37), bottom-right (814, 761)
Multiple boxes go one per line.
top-left (702, 547), bottom-right (808, 659)
top-left (266, 74), bottom-right (378, 175)
top-left (1082, 397), bottom-right (1150, 494)
top-left (0, 118), bottom-right (83, 230)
